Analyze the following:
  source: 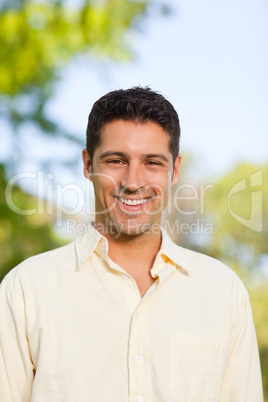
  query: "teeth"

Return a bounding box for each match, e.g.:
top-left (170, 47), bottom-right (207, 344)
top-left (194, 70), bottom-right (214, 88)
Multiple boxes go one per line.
top-left (119, 198), bottom-right (148, 206)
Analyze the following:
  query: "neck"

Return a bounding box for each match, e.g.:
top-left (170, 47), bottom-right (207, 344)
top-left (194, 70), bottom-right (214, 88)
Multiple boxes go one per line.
top-left (108, 229), bottom-right (161, 254)
top-left (95, 222), bottom-right (162, 276)
top-left (94, 222), bottom-right (162, 298)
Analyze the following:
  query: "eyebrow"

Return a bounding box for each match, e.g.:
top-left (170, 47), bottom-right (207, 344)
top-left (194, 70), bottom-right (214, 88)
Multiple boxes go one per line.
top-left (98, 151), bottom-right (169, 163)
top-left (98, 151), bottom-right (128, 160)
top-left (145, 153), bottom-right (169, 163)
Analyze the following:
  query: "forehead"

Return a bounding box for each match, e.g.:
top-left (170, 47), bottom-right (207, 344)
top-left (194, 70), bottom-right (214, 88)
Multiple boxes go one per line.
top-left (97, 119), bottom-right (171, 155)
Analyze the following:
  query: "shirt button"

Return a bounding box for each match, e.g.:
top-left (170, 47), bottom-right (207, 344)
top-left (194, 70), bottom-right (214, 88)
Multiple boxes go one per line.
top-left (136, 355), bottom-right (143, 362)
top-left (121, 274), bottom-right (128, 280)
top-left (137, 397), bottom-right (143, 402)
top-left (135, 312), bottom-right (140, 319)
top-left (99, 239), bottom-right (105, 248)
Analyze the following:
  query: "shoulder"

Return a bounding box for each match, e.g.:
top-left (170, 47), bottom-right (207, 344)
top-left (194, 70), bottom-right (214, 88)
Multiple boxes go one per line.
top-left (181, 246), bottom-right (235, 275)
top-left (170, 240), bottom-right (247, 293)
top-left (0, 241), bottom-right (77, 293)
top-left (1, 225), bottom-right (99, 297)
top-left (172, 244), bottom-right (251, 323)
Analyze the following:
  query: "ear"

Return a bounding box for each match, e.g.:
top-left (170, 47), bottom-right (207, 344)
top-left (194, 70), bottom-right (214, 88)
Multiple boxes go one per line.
top-left (82, 149), bottom-right (93, 181)
top-left (171, 154), bottom-right (181, 186)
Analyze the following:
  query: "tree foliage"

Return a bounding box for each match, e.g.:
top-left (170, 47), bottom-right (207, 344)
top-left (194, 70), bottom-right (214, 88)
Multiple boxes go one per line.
top-left (166, 161), bottom-right (268, 272)
top-left (0, 0), bottom-right (147, 96)
top-left (204, 163), bottom-right (268, 271)
top-left (0, 164), bottom-right (63, 281)
top-left (0, 0), bottom-right (151, 169)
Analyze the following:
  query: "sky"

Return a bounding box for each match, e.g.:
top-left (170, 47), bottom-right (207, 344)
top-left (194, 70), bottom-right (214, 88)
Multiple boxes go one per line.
top-left (45, 0), bottom-right (268, 182)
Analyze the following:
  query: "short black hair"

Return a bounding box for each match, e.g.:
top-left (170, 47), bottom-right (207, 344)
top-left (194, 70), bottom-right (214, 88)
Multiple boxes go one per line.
top-left (86, 86), bottom-right (180, 164)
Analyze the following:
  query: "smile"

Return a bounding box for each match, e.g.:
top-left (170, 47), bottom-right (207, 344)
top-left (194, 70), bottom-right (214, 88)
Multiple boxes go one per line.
top-left (117, 197), bottom-right (149, 206)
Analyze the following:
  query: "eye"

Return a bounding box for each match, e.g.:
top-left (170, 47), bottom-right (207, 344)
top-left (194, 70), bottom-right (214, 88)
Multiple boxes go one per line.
top-left (146, 160), bottom-right (162, 166)
top-left (107, 159), bottom-right (125, 165)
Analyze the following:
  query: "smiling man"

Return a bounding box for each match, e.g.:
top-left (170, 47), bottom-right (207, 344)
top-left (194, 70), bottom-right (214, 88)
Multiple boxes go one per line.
top-left (82, 116), bottom-right (180, 297)
top-left (83, 119), bottom-right (178, 239)
top-left (0, 87), bottom-right (263, 401)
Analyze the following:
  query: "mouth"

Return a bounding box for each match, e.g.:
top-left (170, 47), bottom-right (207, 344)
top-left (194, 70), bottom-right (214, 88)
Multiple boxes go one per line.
top-left (117, 197), bottom-right (149, 206)
top-left (114, 196), bottom-right (150, 210)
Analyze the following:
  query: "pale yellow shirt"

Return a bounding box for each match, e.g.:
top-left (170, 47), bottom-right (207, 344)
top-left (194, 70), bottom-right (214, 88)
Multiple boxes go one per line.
top-left (0, 225), bottom-right (263, 402)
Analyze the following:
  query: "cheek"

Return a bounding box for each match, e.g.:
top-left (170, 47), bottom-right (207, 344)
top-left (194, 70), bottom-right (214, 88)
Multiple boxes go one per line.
top-left (144, 174), bottom-right (170, 195)
top-left (93, 175), bottom-right (117, 194)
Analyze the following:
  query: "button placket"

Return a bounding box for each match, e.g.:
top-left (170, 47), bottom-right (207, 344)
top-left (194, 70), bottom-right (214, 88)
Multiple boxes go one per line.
top-left (128, 302), bottom-right (151, 401)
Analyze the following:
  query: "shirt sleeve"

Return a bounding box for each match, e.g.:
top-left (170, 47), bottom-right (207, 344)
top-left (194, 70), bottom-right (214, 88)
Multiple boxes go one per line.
top-left (0, 271), bottom-right (34, 402)
top-left (220, 282), bottom-right (263, 402)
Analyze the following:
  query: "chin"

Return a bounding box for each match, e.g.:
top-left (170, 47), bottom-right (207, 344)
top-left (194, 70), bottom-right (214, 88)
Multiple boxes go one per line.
top-left (111, 220), bottom-right (155, 238)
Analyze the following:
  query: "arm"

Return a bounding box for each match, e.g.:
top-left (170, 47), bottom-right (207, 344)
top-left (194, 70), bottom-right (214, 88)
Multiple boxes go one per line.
top-left (0, 271), bottom-right (34, 402)
top-left (220, 283), bottom-right (263, 402)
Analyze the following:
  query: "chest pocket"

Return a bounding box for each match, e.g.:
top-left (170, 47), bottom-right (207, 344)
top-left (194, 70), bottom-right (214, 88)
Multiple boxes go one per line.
top-left (169, 332), bottom-right (225, 402)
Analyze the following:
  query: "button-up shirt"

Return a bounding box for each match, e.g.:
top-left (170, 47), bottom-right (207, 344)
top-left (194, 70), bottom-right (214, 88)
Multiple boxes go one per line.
top-left (0, 225), bottom-right (263, 401)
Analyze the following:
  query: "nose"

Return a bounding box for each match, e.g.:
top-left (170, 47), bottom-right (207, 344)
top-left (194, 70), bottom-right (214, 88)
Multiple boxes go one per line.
top-left (120, 163), bottom-right (144, 192)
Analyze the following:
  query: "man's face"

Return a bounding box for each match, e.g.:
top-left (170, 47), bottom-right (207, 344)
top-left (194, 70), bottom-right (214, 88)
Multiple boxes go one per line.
top-left (83, 120), bottom-right (180, 237)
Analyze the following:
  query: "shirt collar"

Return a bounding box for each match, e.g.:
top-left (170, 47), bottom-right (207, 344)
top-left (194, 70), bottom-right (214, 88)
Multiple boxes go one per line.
top-left (156, 229), bottom-right (195, 273)
top-left (75, 224), bottom-right (194, 273)
top-left (75, 223), bottom-right (108, 270)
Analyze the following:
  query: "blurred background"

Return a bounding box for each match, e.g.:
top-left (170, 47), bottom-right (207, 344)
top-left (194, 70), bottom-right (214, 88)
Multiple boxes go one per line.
top-left (0, 0), bottom-right (267, 398)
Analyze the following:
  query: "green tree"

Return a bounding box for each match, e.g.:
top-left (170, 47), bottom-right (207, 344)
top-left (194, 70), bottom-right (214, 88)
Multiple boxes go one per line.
top-left (0, 0), bottom-right (162, 171)
top-left (204, 163), bottom-right (267, 273)
top-left (0, 164), bottom-right (63, 281)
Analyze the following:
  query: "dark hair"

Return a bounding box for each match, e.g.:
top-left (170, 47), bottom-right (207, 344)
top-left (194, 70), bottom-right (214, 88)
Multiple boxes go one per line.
top-left (86, 86), bottom-right (180, 164)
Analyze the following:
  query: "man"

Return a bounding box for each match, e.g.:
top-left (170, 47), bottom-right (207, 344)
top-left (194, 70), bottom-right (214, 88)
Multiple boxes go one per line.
top-left (0, 87), bottom-right (263, 401)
